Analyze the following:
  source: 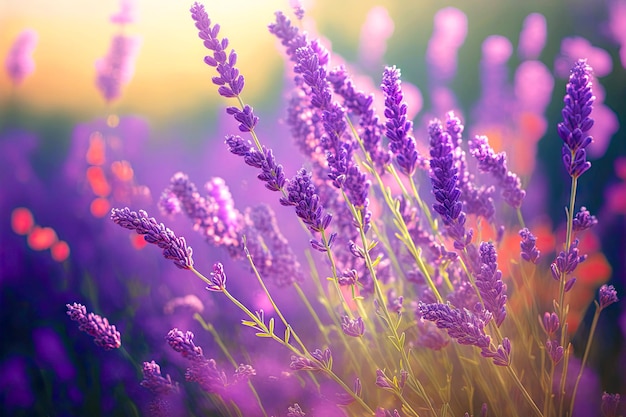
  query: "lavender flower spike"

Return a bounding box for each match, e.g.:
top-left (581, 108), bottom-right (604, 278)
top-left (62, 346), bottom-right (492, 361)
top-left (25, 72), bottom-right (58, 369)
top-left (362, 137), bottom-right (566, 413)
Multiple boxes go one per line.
top-left (381, 66), bottom-right (420, 176)
top-left (66, 303), bottom-right (121, 350)
top-left (558, 59), bottom-right (595, 178)
top-left (519, 227), bottom-right (540, 263)
top-left (469, 134), bottom-right (525, 208)
top-left (418, 302), bottom-right (491, 350)
top-left (111, 207), bottom-right (194, 269)
top-left (428, 119), bottom-right (472, 249)
top-left (280, 168), bottom-right (332, 233)
top-left (476, 241), bottom-right (507, 327)
top-left (190, 2), bottom-right (244, 98)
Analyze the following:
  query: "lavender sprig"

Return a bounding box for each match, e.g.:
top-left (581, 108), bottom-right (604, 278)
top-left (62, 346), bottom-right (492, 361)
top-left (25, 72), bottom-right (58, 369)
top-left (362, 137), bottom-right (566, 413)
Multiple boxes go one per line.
top-left (66, 303), bottom-right (121, 350)
top-left (428, 118), bottom-right (472, 250)
top-left (280, 168), bottom-right (332, 234)
top-left (558, 59), bottom-right (595, 178)
top-left (519, 227), bottom-right (540, 263)
top-left (381, 66), bottom-right (420, 176)
top-left (110, 207), bottom-right (194, 269)
top-left (476, 242), bottom-right (507, 327)
top-left (469, 135), bottom-right (526, 209)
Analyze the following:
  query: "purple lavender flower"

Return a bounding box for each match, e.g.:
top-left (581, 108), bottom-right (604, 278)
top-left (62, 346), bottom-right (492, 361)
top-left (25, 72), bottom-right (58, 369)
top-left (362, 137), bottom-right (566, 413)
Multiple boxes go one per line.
top-left (206, 262), bottom-right (227, 292)
top-left (268, 11), bottom-right (308, 63)
top-left (469, 135), bottom-right (525, 208)
top-left (166, 328), bottom-right (204, 361)
top-left (290, 348), bottom-right (332, 371)
top-left (190, 2), bottom-right (244, 98)
top-left (162, 173), bottom-right (241, 249)
top-left (381, 66), bottom-right (420, 176)
top-left (66, 303), bottom-right (121, 350)
top-left (375, 369), bottom-right (394, 389)
top-left (519, 227), bottom-right (540, 263)
top-left (542, 312), bottom-right (560, 336)
top-left (550, 238), bottom-right (587, 282)
top-left (226, 105), bottom-right (259, 132)
top-left (546, 339), bottom-right (564, 363)
top-left (572, 206), bottom-right (598, 231)
top-left (328, 66), bottom-right (390, 173)
top-left (601, 392), bottom-right (621, 417)
top-left (95, 34), bottom-right (141, 103)
top-left (4, 29), bottom-right (38, 85)
top-left (557, 59), bottom-right (595, 178)
top-left (483, 337), bottom-right (511, 366)
top-left (415, 321), bottom-right (450, 350)
top-left (599, 284), bottom-right (618, 310)
top-left (140, 361), bottom-right (179, 395)
top-left (447, 111), bottom-right (495, 220)
top-left (233, 364), bottom-right (256, 384)
top-left (224, 135), bottom-right (287, 192)
top-left (418, 302), bottom-right (491, 350)
top-left (287, 403), bottom-right (306, 417)
top-left (110, 207), bottom-right (194, 269)
top-left (428, 119), bottom-right (472, 250)
top-left (341, 315), bottom-right (365, 337)
top-left (294, 45), bottom-right (333, 110)
top-left (246, 204), bottom-right (303, 287)
top-left (475, 241), bottom-right (507, 327)
top-left (186, 358), bottom-right (228, 395)
top-left (280, 168), bottom-right (331, 233)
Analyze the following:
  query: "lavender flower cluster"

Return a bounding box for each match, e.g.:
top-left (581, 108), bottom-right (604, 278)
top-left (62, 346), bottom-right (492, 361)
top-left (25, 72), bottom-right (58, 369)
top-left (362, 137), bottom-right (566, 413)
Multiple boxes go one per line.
top-left (5, 1), bottom-right (615, 416)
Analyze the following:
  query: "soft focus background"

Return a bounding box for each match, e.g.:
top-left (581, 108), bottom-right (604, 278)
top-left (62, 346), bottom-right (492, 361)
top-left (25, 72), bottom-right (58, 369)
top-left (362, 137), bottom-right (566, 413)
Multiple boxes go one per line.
top-left (1, 0), bottom-right (625, 415)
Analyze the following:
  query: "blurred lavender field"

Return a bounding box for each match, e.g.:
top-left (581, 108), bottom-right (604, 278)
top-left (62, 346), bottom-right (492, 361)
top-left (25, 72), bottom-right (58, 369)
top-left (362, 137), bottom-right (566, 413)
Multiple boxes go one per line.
top-left (1, 0), bottom-right (625, 416)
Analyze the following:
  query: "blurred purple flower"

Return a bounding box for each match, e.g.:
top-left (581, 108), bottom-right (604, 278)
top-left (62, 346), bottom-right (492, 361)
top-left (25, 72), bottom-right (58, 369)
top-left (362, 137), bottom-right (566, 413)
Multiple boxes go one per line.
top-left (95, 34), bottom-right (141, 103)
top-left (601, 392), bottom-right (622, 417)
top-left (287, 403), bottom-right (306, 417)
top-left (66, 303), bottom-right (121, 350)
top-left (542, 312), bottom-right (560, 336)
top-left (517, 13), bottom-right (547, 60)
top-left (140, 360), bottom-right (179, 395)
top-left (110, 0), bottom-right (137, 25)
top-left (4, 29), bottom-right (38, 85)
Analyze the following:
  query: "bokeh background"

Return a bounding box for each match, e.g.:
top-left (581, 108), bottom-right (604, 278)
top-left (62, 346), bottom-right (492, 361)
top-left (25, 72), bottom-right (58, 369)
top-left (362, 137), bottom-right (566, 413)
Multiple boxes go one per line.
top-left (1, 0), bottom-right (625, 416)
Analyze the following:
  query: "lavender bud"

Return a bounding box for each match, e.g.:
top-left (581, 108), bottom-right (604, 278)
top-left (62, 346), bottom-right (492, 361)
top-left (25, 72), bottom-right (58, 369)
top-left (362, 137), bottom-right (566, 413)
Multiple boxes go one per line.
top-left (572, 206), bottom-right (598, 231)
top-left (341, 315), bottom-right (365, 337)
top-left (599, 284), bottom-right (619, 310)
top-left (542, 312), bottom-right (560, 336)
top-left (205, 262), bottom-right (227, 292)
